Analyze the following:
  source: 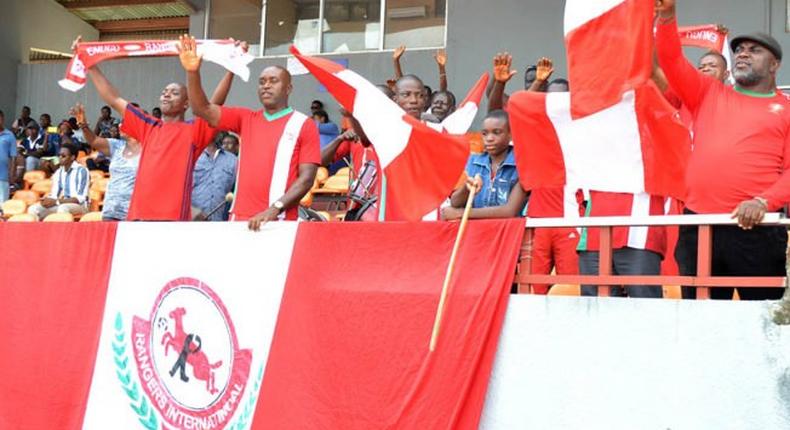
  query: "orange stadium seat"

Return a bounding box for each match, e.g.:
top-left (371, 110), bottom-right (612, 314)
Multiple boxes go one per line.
top-left (43, 213), bottom-right (74, 222)
top-left (663, 285), bottom-right (682, 299)
top-left (31, 179), bottom-right (52, 196)
top-left (13, 190), bottom-right (39, 206)
top-left (8, 213), bottom-right (37, 222)
top-left (300, 191), bottom-right (313, 207)
top-left (89, 188), bottom-right (104, 212)
top-left (94, 177), bottom-right (110, 193)
top-left (89, 170), bottom-right (106, 183)
top-left (23, 170), bottom-right (47, 190)
top-left (548, 284), bottom-right (581, 296)
top-left (318, 174), bottom-right (350, 193)
top-left (315, 167), bottom-right (329, 184)
top-left (1, 199), bottom-right (27, 218)
top-left (80, 211), bottom-right (104, 222)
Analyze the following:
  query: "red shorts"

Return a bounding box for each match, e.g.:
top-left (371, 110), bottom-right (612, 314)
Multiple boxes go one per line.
top-left (528, 227), bottom-right (580, 294)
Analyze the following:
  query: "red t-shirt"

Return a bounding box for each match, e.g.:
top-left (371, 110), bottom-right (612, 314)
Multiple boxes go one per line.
top-left (335, 140), bottom-right (382, 221)
top-left (121, 105), bottom-right (216, 220)
top-left (217, 107), bottom-right (320, 220)
top-left (657, 19), bottom-right (790, 213)
top-left (578, 191), bottom-right (667, 257)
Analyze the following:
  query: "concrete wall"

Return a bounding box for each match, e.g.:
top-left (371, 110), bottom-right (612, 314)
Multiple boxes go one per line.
top-left (480, 295), bottom-right (790, 429)
top-left (0, 0), bottom-right (97, 121)
top-left (13, 0), bottom-right (790, 124)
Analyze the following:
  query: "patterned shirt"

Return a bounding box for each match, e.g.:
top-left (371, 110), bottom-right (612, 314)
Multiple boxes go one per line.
top-left (49, 162), bottom-right (90, 205)
top-left (191, 147), bottom-right (237, 221)
top-left (102, 138), bottom-right (140, 220)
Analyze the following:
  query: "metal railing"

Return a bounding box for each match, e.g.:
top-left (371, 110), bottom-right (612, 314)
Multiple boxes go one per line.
top-left (515, 213), bottom-right (790, 299)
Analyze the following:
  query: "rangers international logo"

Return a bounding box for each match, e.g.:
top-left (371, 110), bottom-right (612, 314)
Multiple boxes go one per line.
top-left (126, 277), bottom-right (252, 429)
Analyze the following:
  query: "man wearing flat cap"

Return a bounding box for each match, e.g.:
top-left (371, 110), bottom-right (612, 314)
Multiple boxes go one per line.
top-left (655, 0), bottom-right (790, 301)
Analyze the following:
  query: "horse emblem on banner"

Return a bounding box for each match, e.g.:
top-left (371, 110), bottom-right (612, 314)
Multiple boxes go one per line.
top-left (114, 277), bottom-right (253, 429)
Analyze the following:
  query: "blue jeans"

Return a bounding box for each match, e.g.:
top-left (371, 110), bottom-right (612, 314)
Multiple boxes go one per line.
top-left (0, 180), bottom-right (8, 202)
top-left (25, 156), bottom-right (40, 172)
top-left (579, 248), bottom-right (663, 298)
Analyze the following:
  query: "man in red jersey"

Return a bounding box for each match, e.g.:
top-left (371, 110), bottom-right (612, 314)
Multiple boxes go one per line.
top-left (78, 36), bottom-right (240, 221)
top-left (178, 35), bottom-right (320, 231)
top-left (656, 0), bottom-right (790, 300)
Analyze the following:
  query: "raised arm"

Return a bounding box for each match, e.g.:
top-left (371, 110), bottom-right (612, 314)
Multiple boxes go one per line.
top-left (320, 130), bottom-right (356, 166)
top-left (72, 103), bottom-right (110, 155)
top-left (654, 0), bottom-right (710, 112)
top-left (528, 57), bottom-right (553, 92)
top-left (489, 53), bottom-right (517, 112)
top-left (392, 45), bottom-right (406, 79)
top-left (434, 49), bottom-right (448, 91)
top-left (179, 35), bottom-right (222, 127)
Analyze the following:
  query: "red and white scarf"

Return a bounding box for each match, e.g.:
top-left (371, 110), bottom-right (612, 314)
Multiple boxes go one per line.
top-left (59, 39), bottom-right (254, 92)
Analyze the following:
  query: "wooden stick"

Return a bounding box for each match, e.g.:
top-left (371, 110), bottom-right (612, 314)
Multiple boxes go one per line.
top-left (429, 177), bottom-right (480, 352)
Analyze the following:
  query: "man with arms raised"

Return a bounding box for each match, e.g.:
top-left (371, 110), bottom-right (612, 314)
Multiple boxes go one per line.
top-left (178, 36), bottom-right (320, 231)
top-left (656, 0), bottom-right (790, 300)
top-left (78, 36), bottom-right (239, 220)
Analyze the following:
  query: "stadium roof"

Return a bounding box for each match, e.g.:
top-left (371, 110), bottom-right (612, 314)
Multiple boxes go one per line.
top-left (56, 0), bottom-right (197, 40)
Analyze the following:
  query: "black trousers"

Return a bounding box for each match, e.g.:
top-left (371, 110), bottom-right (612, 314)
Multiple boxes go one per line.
top-left (675, 210), bottom-right (787, 300)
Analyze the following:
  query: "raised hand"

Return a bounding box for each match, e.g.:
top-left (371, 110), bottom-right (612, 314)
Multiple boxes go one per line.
top-left (434, 49), bottom-right (447, 67)
top-left (393, 45), bottom-right (406, 61)
top-left (177, 34), bottom-right (202, 72)
top-left (535, 57), bottom-right (554, 82)
top-left (70, 35), bottom-right (83, 52)
top-left (70, 103), bottom-right (86, 125)
top-left (493, 52), bottom-right (517, 84)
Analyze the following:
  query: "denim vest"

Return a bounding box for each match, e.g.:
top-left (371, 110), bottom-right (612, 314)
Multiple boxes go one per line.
top-left (465, 147), bottom-right (520, 209)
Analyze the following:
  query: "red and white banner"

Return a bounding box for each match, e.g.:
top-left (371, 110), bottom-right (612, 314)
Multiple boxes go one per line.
top-left (0, 220), bottom-right (523, 429)
top-left (289, 46), bottom-right (470, 221)
top-left (678, 24), bottom-right (733, 76)
top-left (564, 0), bottom-right (654, 119)
top-left (508, 82), bottom-right (690, 200)
top-left (59, 40), bottom-right (254, 92)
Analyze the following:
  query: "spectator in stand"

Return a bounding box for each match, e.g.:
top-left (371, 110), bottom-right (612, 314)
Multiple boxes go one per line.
top-left (310, 100), bottom-right (324, 116)
top-left (442, 110), bottom-right (528, 220)
top-left (27, 143), bottom-right (89, 220)
top-left (487, 54), bottom-right (578, 294)
top-left (11, 106), bottom-right (34, 139)
top-left (40, 121), bottom-right (74, 175)
top-left (488, 55), bottom-right (553, 111)
top-left (73, 103), bottom-right (140, 221)
top-left (220, 132), bottom-right (239, 156)
top-left (78, 34), bottom-right (238, 221)
top-left (191, 136), bottom-right (237, 221)
top-left (547, 78), bottom-right (569, 92)
top-left (656, 0), bottom-right (790, 300)
top-left (427, 90), bottom-right (456, 122)
top-left (0, 110), bottom-right (16, 202)
top-left (313, 109), bottom-right (342, 173)
top-left (396, 74), bottom-right (428, 120)
top-left (69, 117), bottom-right (86, 147)
top-left (38, 114), bottom-right (52, 138)
top-left (93, 105), bottom-right (117, 137)
top-left (697, 51), bottom-right (730, 82)
top-left (20, 123), bottom-right (47, 171)
top-left (151, 107), bottom-right (162, 120)
top-left (180, 35), bottom-right (319, 230)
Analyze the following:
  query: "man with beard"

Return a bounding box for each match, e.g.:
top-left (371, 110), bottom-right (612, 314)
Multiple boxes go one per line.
top-left (656, 0), bottom-right (790, 300)
top-left (179, 35), bottom-right (319, 230)
top-left (77, 35), bottom-right (239, 220)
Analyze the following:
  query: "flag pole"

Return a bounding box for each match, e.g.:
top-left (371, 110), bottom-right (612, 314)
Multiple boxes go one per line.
top-left (429, 175), bottom-right (480, 352)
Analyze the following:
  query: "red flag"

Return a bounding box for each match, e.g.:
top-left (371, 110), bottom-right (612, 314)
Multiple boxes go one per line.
top-left (508, 82), bottom-right (690, 200)
top-left (0, 221), bottom-right (523, 429)
top-left (564, 0), bottom-right (654, 118)
top-left (289, 46), bottom-right (469, 221)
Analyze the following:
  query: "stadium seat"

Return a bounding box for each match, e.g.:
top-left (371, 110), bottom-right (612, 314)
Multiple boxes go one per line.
top-left (316, 167), bottom-right (329, 184)
top-left (319, 174), bottom-right (350, 193)
top-left (547, 284), bottom-right (580, 296)
top-left (94, 177), bottom-right (110, 193)
top-left (1, 199), bottom-right (27, 218)
top-left (315, 211), bottom-right (331, 222)
top-left (300, 192), bottom-right (313, 207)
top-left (335, 167), bottom-right (350, 177)
top-left (80, 211), bottom-right (103, 222)
top-left (89, 170), bottom-right (106, 183)
top-left (31, 179), bottom-right (52, 196)
top-left (23, 170), bottom-right (47, 190)
top-left (89, 188), bottom-right (104, 212)
top-left (43, 212), bottom-right (74, 222)
top-left (13, 190), bottom-right (39, 206)
top-left (8, 213), bottom-right (37, 222)
top-left (663, 285), bottom-right (682, 299)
